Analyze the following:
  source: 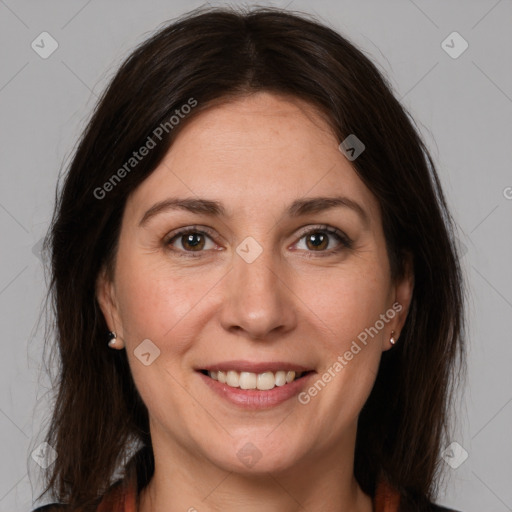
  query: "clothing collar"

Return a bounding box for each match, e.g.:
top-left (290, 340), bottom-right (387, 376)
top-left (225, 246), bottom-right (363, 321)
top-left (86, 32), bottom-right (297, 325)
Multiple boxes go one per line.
top-left (96, 467), bottom-right (401, 512)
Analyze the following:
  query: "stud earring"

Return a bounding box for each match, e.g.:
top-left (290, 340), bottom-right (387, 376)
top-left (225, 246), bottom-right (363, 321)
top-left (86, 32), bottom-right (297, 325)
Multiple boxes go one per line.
top-left (107, 331), bottom-right (117, 348)
top-left (389, 330), bottom-right (396, 345)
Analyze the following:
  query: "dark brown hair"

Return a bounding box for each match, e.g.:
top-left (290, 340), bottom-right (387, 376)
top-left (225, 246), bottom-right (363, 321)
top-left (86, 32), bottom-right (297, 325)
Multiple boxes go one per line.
top-left (37, 5), bottom-right (466, 511)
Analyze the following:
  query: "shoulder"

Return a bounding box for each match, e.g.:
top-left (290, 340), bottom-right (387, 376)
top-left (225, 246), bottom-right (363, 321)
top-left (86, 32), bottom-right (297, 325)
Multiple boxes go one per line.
top-left (427, 503), bottom-right (462, 512)
top-left (31, 505), bottom-right (68, 512)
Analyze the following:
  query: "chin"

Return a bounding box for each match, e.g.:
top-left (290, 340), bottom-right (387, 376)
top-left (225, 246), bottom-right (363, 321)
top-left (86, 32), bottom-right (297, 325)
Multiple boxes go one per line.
top-left (199, 435), bottom-right (304, 475)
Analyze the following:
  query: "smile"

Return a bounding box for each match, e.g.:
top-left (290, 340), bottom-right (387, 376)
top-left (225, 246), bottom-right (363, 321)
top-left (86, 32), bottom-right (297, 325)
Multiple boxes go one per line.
top-left (196, 362), bottom-right (316, 409)
top-left (200, 369), bottom-right (310, 391)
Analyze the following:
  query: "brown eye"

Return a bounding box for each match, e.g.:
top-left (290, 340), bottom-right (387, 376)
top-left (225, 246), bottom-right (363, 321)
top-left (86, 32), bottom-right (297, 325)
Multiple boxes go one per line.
top-left (294, 226), bottom-right (352, 255)
top-left (305, 232), bottom-right (329, 251)
top-left (179, 232), bottom-right (206, 251)
top-left (165, 227), bottom-right (217, 256)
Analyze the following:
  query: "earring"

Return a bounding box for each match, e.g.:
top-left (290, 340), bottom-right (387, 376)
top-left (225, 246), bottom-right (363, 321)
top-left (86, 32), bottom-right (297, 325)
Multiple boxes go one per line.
top-left (107, 331), bottom-right (117, 348)
top-left (389, 330), bottom-right (396, 345)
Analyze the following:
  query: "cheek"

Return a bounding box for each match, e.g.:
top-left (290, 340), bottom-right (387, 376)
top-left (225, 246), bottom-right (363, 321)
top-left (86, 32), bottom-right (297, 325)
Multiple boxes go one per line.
top-left (303, 263), bottom-right (391, 348)
top-left (114, 250), bottom-right (199, 348)
top-left (316, 257), bottom-right (391, 410)
top-left (114, 256), bottom-right (200, 415)
top-left (304, 270), bottom-right (389, 423)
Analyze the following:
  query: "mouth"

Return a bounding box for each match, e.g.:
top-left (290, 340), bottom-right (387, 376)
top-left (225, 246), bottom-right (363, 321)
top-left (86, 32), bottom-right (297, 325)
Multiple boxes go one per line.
top-left (195, 360), bottom-right (316, 409)
top-left (198, 369), bottom-right (314, 391)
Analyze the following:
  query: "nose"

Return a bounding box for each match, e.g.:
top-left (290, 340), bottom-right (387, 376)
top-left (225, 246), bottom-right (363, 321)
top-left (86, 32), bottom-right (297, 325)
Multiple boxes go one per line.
top-left (219, 239), bottom-right (297, 341)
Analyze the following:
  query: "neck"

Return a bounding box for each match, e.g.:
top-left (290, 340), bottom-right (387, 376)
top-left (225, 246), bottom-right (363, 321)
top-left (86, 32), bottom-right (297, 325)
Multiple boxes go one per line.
top-left (138, 425), bottom-right (373, 512)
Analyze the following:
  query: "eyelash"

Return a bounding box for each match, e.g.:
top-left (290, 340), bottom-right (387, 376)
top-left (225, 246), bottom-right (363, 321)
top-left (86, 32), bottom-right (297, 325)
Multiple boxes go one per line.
top-left (164, 224), bottom-right (353, 259)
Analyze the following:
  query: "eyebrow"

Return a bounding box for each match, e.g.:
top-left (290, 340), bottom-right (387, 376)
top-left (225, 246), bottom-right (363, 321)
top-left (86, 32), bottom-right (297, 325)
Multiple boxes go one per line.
top-left (138, 195), bottom-right (369, 227)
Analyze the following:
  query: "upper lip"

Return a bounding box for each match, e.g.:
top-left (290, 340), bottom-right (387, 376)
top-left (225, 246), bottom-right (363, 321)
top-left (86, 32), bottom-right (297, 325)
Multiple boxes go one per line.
top-left (198, 360), bottom-right (315, 373)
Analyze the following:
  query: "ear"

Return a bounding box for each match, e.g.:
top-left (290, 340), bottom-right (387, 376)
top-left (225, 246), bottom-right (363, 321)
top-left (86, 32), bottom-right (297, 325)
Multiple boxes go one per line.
top-left (383, 250), bottom-right (414, 350)
top-left (95, 266), bottom-right (125, 349)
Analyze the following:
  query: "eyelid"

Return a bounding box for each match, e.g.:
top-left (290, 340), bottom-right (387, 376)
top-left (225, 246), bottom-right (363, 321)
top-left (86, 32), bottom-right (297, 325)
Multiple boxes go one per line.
top-left (294, 224), bottom-right (349, 242)
top-left (164, 225), bottom-right (219, 251)
top-left (164, 224), bottom-right (217, 241)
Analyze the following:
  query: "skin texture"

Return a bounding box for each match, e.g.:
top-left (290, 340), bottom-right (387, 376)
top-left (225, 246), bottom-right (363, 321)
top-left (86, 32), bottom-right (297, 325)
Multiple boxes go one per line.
top-left (97, 91), bottom-right (413, 512)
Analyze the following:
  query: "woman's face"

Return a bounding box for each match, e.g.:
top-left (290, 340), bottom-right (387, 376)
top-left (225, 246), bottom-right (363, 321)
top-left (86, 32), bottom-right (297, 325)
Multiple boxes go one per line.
top-left (97, 91), bottom-right (413, 476)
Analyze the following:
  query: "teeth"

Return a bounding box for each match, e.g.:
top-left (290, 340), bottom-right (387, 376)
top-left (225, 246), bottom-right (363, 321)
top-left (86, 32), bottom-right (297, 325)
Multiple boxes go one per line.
top-left (207, 369), bottom-right (305, 390)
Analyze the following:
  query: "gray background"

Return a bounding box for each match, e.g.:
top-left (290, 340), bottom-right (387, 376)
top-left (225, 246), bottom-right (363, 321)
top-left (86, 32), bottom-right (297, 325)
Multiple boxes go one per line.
top-left (1, 0), bottom-right (511, 510)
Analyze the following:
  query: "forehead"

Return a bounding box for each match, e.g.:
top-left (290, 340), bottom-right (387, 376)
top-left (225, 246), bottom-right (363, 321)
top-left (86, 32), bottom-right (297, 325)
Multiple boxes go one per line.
top-left (125, 92), bottom-right (381, 225)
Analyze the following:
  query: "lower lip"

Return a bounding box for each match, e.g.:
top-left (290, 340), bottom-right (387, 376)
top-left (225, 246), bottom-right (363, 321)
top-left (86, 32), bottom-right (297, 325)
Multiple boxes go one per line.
top-left (197, 371), bottom-right (315, 409)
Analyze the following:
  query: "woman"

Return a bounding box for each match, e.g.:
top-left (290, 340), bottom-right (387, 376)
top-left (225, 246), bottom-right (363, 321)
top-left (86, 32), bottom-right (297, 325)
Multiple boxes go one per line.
top-left (33, 5), bottom-right (466, 512)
